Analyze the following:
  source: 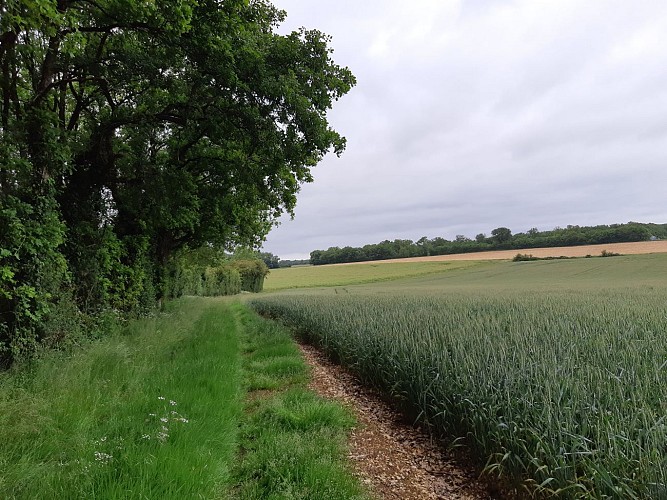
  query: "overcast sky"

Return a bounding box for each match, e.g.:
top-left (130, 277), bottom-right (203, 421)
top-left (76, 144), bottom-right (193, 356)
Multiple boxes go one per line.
top-left (262, 0), bottom-right (667, 260)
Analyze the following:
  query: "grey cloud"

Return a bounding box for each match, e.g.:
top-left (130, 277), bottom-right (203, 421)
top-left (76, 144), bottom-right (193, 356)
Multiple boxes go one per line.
top-left (263, 0), bottom-right (667, 259)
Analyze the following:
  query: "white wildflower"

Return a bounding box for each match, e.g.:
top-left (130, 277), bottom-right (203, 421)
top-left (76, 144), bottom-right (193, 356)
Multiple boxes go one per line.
top-left (94, 451), bottom-right (113, 464)
top-left (93, 436), bottom-right (108, 446)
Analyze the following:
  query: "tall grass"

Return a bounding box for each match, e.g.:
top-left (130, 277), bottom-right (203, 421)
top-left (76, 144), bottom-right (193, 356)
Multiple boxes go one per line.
top-left (251, 288), bottom-right (667, 498)
top-left (1, 297), bottom-right (368, 499)
top-left (0, 298), bottom-right (242, 499)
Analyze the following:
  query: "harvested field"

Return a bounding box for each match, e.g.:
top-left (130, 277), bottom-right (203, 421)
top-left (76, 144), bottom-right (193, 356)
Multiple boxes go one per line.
top-left (332, 240), bottom-right (667, 265)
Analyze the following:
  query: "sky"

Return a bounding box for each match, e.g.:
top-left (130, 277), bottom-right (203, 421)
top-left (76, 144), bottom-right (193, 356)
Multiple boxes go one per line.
top-left (262, 0), bottom-right (667, 260)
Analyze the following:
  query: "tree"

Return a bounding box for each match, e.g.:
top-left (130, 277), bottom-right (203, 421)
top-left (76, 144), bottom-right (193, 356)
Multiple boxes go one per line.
top-left (491, 227), bottom-right (512, 244)
top-left (0, 0), bottom-right (355, 364)
top-left (416, 236), bottom-right (430, 256)
top-left (309, 250), bottom-right (324, 266)
top-left (258, 252), bottom-right (280, 269)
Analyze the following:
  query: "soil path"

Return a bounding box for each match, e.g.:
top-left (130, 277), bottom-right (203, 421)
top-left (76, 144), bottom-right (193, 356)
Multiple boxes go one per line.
top-left (298, 343), bottom-right (497, 499)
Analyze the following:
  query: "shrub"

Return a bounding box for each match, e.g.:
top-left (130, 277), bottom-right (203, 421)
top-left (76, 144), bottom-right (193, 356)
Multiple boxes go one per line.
top-left (203, 266), bottom-right (241, 296)
top-left (229, 260), bottom-right (269, 293)
top-left (0, 195), bottom-right (69, 367)
top-left (512, 253), bottom-right (538, 262)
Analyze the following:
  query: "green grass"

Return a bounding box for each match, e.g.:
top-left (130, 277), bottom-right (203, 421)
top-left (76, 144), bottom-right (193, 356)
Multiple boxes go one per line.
top-left (0, 299), bottom-right (367, 499)
top-left (251, 253), bottom-right (667, 498)
top-left (232, 304), bottom-right (368, 499)
top-left (0, 298), bottom-right (242, 499)
top-left (266, 252), bottom-right (667, 294)
top-left (263, 260), bottom-right (479, 291)
top-left (393, 252), bottom-right (667, 291)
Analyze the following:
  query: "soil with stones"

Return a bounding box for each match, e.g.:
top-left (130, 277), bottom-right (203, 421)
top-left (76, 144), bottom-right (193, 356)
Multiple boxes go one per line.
top-left (298, 343), bottom-right (504, 499)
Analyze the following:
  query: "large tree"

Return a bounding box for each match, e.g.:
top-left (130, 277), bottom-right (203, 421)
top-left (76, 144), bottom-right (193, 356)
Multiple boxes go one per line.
top-left (0, 0), bottom-right (355, 363)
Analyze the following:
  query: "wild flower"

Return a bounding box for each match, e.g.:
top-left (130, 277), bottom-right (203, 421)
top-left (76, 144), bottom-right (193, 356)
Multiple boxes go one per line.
top-left (94, 451), bottom-right (113, 464)
top-left (93, 436), bottom-right (108, 446)
top-left (144, 397), bottom-right (189, 444)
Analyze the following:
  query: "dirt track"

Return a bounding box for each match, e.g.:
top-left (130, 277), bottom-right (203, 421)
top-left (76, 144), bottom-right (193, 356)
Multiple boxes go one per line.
top-left (299, 344), bottom-right (495, 499)
top-left (334, 240), bottom-right (667, 265)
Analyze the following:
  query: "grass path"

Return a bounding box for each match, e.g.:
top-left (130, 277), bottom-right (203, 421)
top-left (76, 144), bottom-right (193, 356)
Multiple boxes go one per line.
top-left (0, 299), bottom-right (366, 499)
top-left (232, 303), bottom-right (367, 499)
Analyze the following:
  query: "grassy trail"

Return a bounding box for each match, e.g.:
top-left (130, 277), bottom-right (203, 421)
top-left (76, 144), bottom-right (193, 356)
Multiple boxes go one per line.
top-left (232, 304), bottom-right (367, 499)
top-left (0, 299), bottom-right (365, 499)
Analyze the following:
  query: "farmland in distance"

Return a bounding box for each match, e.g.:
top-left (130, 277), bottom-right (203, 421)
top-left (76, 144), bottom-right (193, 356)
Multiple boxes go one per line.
top-left (263, 260), bottom-right (479, 291)
top-left (252, 252), bottom-right (667, 497)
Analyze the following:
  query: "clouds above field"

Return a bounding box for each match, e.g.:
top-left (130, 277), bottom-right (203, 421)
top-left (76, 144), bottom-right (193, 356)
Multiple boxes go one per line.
top-left (263, 0), bottom-right (667, 259)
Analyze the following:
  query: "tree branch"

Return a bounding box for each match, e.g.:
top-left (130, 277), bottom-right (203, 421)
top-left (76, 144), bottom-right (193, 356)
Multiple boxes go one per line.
top-left (61, 22), bottom-right (156, 36)
top-left (0, 31), bottom-right (17, 61)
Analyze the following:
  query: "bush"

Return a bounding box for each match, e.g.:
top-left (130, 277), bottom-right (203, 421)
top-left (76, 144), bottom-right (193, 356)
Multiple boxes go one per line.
top-left (229, 260), bottom-right (270, 293)
top-left (203, 266), bottom-right (242, 296)
top-left (0, 194), bottom-right (69, 367)
top-left (162, 255), bottom-right (268, 299)
top-left (512, 253), bottom-right (538, 262)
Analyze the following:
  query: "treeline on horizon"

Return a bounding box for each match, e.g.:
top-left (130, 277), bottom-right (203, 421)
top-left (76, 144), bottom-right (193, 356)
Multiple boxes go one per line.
top-left (308, 222), bottom-right (667, 265)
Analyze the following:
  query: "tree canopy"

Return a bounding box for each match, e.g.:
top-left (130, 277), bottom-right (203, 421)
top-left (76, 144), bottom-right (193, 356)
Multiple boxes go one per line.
top-left (0, 0), bottom-right (355, 365)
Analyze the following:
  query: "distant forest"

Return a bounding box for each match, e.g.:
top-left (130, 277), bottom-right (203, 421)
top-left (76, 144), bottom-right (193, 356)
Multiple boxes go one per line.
top-left (309, 222), bottom-right (667, 266)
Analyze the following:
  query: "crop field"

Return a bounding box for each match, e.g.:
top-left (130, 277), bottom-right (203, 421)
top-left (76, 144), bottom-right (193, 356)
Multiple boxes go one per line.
top-left (251, 253), bottom-right (667, 497)
top-left (263, 260), bottom-right (479, 291)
